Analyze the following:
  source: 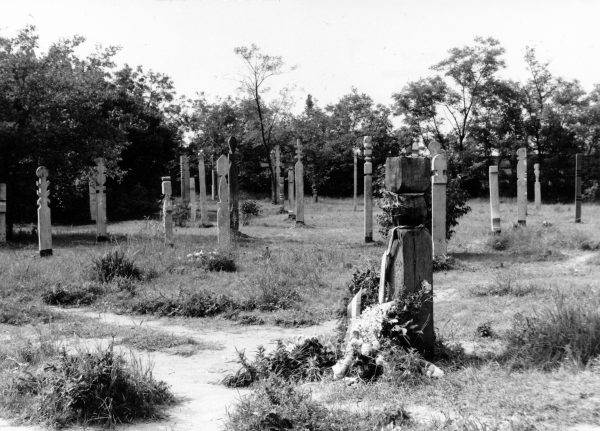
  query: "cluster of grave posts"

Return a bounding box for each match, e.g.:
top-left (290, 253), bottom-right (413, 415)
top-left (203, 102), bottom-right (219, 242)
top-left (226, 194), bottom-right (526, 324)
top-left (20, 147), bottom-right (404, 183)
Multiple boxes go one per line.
top-left (488, 149), bottom-right (585, 231)
top-left (161, 137), bottom-right (307, 248)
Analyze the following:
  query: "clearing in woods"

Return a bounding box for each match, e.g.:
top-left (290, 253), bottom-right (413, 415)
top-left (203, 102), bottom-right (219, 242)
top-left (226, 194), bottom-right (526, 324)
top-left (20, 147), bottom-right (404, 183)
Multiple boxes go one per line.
top-left (1, 198), bottom-right (599, 430)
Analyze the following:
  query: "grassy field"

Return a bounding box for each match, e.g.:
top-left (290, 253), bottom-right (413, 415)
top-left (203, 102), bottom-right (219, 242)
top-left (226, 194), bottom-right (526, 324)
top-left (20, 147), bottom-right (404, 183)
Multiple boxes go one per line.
top-left (1, 197), bottom-right (599, 429)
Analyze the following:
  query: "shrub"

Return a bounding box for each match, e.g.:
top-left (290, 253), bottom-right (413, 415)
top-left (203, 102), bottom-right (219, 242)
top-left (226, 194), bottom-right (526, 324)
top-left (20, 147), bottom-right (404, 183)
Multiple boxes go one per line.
top-left (42, 282), bottom-right (104, 306)
top-left (376, 176), bottom-right (471, 240)
top-left (506, 294), bottom-right (600, 369)
top-left (222, 338), bottom-right (339, 388)
top-left (337, 265), bottom-right (380, 318)
top-left (92, 249), bottom-right (142, 282)
top-left (172, 202), bottom-right (190, 227)
top-left (186, 250), bottom-right (236, 272)
top-left (3, 345), bottom-right (174, 427)
top-left (240, 200), bottom-right (262, 225)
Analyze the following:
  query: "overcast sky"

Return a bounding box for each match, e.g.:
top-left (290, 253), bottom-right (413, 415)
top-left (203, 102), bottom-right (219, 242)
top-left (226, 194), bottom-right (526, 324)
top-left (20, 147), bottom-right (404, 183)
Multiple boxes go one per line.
top-left (2, 0), bottom-right (599, 111)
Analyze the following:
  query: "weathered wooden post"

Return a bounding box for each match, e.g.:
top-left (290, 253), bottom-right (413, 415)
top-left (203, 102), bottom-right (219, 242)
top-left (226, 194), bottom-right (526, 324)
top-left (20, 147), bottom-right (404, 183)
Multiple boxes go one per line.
top-left (161, 176), bottom-right (174, 246)
top-left (430, 143), bottom-right (447, 258)
top-left (228, 137), bottom-right (240, 232)
top-left (353, 147), bottom-right (359, 212)
top-left (270, 149), bottom-right (277, 205)
top-left (364, 136), bottom-right (373, 243)
top-left (489, 166), bottom-right (501, 234)
top-left (211, 155), bottom-right (216, 201)
top-left (275, 145), bottom-right (285, 213)
top-left (295, 139), bottom-right (304, 225)
top-left (180, 155), bottom-right (190, 206)
top-left (198, 150), bottom-right (210, 227)
top-left (94, 158), bottom-right (108, 242)
top-left (534, 163), bottom-right (541, 210)
top-left (575, 153), bottom-right (582, 223)
top-left (88, 182), bottom-right (97, 221)
top-left (517, 147), bottom-right (527, 226)
top-left (379, 154), bottom-right (433, 358)
top-left (217, 155), bottom-right (231, 246)
top-left (189, 177), bottom-right (197, 222)
top-left (0, 183), bottom-right (6, 243)
top-left (287, 168), bottom-right (295, 218)
top-left (36, 167), bottom-right (52, 257)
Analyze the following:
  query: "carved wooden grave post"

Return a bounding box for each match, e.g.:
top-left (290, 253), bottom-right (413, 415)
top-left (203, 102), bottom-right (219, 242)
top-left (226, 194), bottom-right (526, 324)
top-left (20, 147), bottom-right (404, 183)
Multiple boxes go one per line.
top-left (353, 147), bottom-right (359, 212)
top-left (36, 167), bottom-right (52, 257)
top-left (217, 155), bottom-right (231, 246)
top-left (288, 167), bottom-right (295, 218)
top-left (94, 158), bottom-right (108, 242)
top-left (211, 155), bottom-right (216, 201)
top-left (534, 163), bottom-right (541, 210)
top-left (275, 145), bottom-right (285, 213)
top-left (517, 147), bottom-right (527, 226)
top-left (189, 177), bottom-right (197, 222)
top-left (295, 139), bottom-right (305, 225)
top-left (228, 137), bottom-right (240, 232)
top-left (89, 182), bottom-right (97, 221)
top-left (0, 183), bottom-right (6, 243)
top-left (575, 153), bottom-right (582, 223)
top-left (489, 166), bottom-right (501, 234)
top-left (380, 155), bottom-right (433, 357)
top-left (161, 176), bottom-right (174, 246)
top-left (198, 150), bottom-right (210, 226)
top-left (180, 155), bottom-right (190, 206)
top-left (430, 142), bottom-right (447, 258)
top-left (364, 136), bottom-right (373, 243)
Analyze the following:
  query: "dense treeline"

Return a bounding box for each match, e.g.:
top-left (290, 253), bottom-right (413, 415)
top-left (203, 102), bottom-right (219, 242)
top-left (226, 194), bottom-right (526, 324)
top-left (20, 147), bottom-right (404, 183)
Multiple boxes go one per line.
top-left (1, 29), bottom-right (599, 233)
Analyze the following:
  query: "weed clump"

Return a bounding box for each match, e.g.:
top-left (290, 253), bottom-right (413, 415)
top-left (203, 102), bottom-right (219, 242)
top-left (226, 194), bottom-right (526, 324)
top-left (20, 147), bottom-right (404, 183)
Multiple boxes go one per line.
top-left (506, 294), bottom-right (600, 369)
top-left (0, 300), bottom-right (58, 325)
top-left (42, 282), bottom-right (104, 306)
top-left (2, 344), bottom-right (174, 428)
top-left (186, 250), bottom-right (236, 272)
top-left (131, 289), bottom-right (238, 318)
top-left (92, 249), bottom-right (142, 282)
top-left (338, 265), bottom-right (380, 318)
top-left (240, 200), bottom-right (262, 225)
top-left (469, 271), bottom-right (540, 297)
top-left (222, 337), bottom-right (339, 388)
top-left (225, 377), bottom-right (411, 431)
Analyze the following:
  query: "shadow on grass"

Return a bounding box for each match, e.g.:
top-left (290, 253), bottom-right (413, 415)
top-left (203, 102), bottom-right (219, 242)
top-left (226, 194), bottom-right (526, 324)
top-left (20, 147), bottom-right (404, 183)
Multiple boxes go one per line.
top-left (7, 231), bottom-right (129, 247)
top-left (451, 250), bottom-right (565, 265)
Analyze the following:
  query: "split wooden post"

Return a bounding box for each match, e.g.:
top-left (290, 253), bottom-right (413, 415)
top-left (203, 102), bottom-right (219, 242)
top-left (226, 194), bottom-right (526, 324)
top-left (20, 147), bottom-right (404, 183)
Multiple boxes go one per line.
top-left (517, 147), bottom-right (527, 226)
top-left (217, 155), bottom-right (231, 246)
top-left (379, 155), bottom-right (434, 358)
top-left (228, 137), bottom-right (240, 232)
top-left (287, 168), bottom-right (295, 218)
top-left (180, 155), bottom-right (190, 206)
top-left (94, 158), bottom-right (108, 242)
top-left (575, 153), bottom-right (582, 223)
top-left (534, 163), bottom-right (541, 210)
top-left (0, 183), bottom-right (6, 243)
top-left (189, 177), bottom-right (197, 222)
top-left (198, 150), bottom-right (210, 226)
top-left (489, 166), bottom-right (501, 234)
top-left (161, 176), bottom-right (174, 246)
top-left (36, 167), bottom-right (52, 257)
top-left (431, 146), bottom-right (447, 258)
top-left (295, 139), bottom-right (305, 225)
top-left (363, 136), bottom-right (373, 243)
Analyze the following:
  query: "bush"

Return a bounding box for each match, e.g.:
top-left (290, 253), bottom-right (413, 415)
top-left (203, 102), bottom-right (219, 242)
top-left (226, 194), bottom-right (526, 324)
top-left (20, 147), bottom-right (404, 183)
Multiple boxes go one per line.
top-left (3, 345), bottom-right (174, 427)
top-left (172, 202), bottom-right (190, 227)
top-left (506, 294), bottom-right (600, 369)
top-left (240, 200), bottom-right (262, 225)
top-left (376, 176), bottom-right (470, 240)
top-left (92, 249), bottom-right (142, 282)
top-left (222, 338), bottom-right (339, 388)
top-left (186, 250), bottom-right (236, 272)
top-left (42, 282), bottom-right (104, 306)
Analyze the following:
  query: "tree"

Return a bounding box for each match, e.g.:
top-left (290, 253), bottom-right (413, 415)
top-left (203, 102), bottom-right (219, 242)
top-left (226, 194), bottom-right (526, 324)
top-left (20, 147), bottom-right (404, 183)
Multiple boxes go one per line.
top-left (432, 37), bottom-right (506, 152)
top-left (233, 44), bottom-right (293, 204)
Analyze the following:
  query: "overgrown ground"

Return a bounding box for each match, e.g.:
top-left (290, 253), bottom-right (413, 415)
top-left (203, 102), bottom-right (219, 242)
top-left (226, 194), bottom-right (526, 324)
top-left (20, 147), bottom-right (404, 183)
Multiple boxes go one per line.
top-left (1, 197), bottom-right (599, 429)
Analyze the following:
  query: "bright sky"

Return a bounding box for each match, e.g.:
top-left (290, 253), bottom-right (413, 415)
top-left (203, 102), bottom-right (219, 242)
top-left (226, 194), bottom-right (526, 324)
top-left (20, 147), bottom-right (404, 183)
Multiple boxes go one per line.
top-left (2, 0), bottom-right (599, 111)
